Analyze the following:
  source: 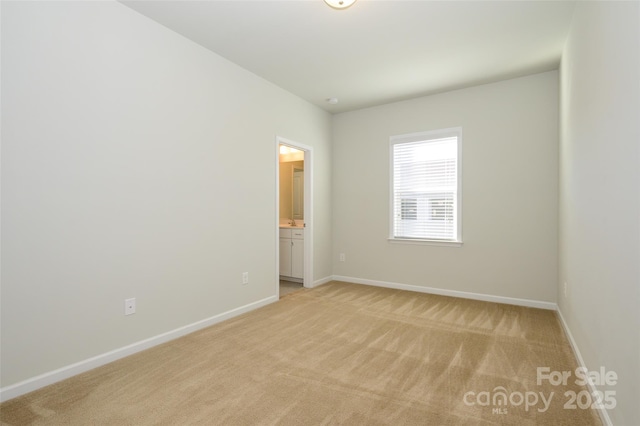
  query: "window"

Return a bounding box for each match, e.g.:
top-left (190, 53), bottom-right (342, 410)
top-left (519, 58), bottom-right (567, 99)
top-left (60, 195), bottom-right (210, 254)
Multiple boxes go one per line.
top-left (390, 128), bottom-right (462, 244)
top-left (400, 198), bottom-right (418, 220)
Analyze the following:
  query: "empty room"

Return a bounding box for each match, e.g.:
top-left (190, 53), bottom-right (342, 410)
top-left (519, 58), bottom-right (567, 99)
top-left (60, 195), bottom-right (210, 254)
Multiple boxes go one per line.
top-left (1, 0), bottom-right (638, 425)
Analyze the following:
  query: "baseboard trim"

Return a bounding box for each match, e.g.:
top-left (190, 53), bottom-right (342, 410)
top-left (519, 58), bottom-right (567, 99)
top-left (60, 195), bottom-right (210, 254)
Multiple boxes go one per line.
top-left (556, 309), bottom-right (613, 426)
top-left (331, 275), bottom-right (557, 310)
top-left (0, 295), bottom-right (278, 403)
top-left (310, 275), bottom-right (333, 288)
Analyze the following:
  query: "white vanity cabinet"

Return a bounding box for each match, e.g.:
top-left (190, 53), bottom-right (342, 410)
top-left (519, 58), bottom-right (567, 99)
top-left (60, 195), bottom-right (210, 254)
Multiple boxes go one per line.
top-left (279, 228), bottom-right (304, 280)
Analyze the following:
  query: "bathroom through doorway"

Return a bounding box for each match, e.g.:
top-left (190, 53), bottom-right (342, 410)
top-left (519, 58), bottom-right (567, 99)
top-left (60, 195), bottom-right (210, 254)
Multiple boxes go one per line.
top-left (276, 137), bottom-right (313, 299)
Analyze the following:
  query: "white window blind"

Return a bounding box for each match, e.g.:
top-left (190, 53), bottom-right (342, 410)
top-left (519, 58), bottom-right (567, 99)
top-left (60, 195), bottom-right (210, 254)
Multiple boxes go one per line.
top-left (390, 129), bottom-right (461, 243)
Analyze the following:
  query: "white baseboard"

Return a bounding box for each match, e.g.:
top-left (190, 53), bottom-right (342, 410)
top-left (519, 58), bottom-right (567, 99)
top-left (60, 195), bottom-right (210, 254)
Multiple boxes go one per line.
top-left (310, 275), bottom-right (333, 288)
top-left (332, 275), bottom-right (558, 310)
top-left (0, 295), bottom-right (278, 403)
top-left (556, 309), bottom-right (613, 426)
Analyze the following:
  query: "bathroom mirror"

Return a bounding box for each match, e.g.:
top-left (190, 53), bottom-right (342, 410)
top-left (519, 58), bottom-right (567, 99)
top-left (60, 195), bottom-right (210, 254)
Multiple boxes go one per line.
top-left (292, 168), bottom-right (304, 220)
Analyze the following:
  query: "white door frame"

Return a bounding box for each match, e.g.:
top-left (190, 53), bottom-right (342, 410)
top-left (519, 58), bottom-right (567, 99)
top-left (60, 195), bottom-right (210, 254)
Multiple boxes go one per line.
top-left (275, 136), bottom-right (313, 297)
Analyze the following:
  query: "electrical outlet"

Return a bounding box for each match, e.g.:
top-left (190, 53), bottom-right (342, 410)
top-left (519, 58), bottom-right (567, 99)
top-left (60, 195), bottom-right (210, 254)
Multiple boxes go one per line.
top-left (124, 298), bottom-right (136, 315)
top-left (242, 272), bottom-right (249, 285)
top-left (563, 282), bottom-right (567, 297)
top-left (339, 253), bottom-right (346, 262)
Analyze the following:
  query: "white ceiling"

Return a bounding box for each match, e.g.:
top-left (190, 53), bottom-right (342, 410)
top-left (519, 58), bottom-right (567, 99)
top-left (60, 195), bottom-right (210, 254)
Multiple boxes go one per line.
top-left (121, 0), bottom-right (576, 113)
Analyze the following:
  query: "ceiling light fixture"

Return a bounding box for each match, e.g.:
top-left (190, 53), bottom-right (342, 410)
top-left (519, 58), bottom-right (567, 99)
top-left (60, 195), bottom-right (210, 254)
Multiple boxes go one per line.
top-left (326, 97), bottom-right (339, 105)
top-left (323, 0), bottom-right (356, 10)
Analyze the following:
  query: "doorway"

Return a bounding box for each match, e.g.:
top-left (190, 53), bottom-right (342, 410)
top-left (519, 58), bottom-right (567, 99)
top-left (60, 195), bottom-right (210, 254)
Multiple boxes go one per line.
top-left (276, 137), bottom-right (313, 299)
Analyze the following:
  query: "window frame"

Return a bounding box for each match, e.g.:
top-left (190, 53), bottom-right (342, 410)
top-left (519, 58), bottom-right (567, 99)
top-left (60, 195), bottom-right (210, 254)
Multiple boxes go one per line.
top-left (388, 127), bottom-right (463, 247)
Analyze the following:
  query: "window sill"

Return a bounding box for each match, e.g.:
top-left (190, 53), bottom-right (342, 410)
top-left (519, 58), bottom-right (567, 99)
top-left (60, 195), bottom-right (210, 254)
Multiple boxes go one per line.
top-left (388, 238), bottom-right (463, 247)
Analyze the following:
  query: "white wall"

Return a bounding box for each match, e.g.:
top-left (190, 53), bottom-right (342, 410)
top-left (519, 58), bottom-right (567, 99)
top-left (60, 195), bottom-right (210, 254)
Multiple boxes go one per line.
top-left (559, 2), bottom-right (640, 425)
top-left (332, 71), bottom-right (559, 303)
top-left (0, 1), bottom-right (332, 389)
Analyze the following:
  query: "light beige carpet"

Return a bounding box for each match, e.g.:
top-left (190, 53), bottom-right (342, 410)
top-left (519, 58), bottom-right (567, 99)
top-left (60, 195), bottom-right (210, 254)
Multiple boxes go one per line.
top-left (1, 281), bottom-right (601, 425)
